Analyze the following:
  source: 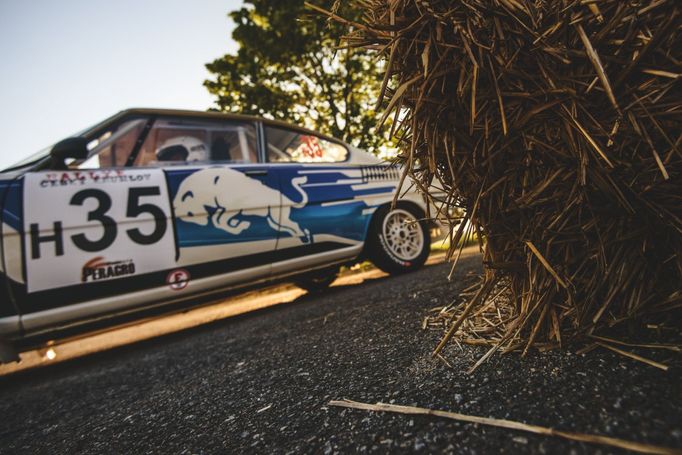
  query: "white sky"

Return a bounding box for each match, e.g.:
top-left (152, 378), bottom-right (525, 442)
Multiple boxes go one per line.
top-left (0, 0), bottom-right (242, 170)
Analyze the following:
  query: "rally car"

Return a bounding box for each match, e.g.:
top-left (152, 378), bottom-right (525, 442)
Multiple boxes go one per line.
top-left (0, 108), bottom-right (439, 353)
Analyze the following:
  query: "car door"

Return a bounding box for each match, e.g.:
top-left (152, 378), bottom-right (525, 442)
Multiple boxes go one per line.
top-left (151, 117), bottom-right (282, 284)
top-left (263, 124), bottom-right (394, 271)
top-left (20, 168), bottom-right (176, 320)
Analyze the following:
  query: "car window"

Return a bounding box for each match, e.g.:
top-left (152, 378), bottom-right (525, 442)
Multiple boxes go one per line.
top-left (265, 125), bottom-right (348, 163)
top-left (77, 119), bottom-right (146, 169)
top-left (134, 118), bottom-right (258, 167)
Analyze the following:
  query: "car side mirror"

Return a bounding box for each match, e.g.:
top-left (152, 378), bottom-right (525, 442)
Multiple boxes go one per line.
top-left (49, 137), bottom-right (89, 169)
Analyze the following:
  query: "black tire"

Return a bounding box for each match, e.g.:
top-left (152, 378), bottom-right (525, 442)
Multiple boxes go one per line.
top-left (293, 266), bottom-right (339, 293)
top-left (367, 203), bottom-right (430, 274)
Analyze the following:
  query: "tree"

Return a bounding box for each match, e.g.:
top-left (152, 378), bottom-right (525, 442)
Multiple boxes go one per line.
top-left (204, 0), bottom-right (391, 153)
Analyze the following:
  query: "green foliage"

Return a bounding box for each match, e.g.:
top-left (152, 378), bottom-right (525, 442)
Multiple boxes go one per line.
top-left (205, 0), bottom-right (391, 153)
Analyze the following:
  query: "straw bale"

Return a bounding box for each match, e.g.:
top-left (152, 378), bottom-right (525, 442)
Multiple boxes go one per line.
top-left (336, 0), bottom-right (682, 352)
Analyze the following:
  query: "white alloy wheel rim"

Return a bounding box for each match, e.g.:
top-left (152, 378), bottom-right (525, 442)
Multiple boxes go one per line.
top-left (381, 209), bottom-right (424, 261)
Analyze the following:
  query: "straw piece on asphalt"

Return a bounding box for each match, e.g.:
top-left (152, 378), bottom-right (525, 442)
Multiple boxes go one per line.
top-left (436, 353), bottom-right (453, 369)
top-left (432, 280), bottom-right (495, 357)
top-left (522, 304), bottom-right (549, 357)
top-left (466, 341), bottom-right (503, 374)
top-left (589, 335), bottom-right (682, 352)
top-left (596, 342), bottom-right (669, 371)
top-left (576, 343), bottom-right (599, 356)
top-left (328, 400), bottom-right (682, 455)
top-left (550, 308), bottom-right (561, 347)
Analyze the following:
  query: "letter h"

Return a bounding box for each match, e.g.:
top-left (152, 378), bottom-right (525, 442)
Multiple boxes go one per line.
top-left (30, 222), bottom-right (64, 259)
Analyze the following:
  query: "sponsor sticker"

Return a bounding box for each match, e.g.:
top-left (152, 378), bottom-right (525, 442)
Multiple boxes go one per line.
top-left (166, 269), bottom-right (190, 291)
top-left (82, 257), bottom-right (136, 283)
top-left (23, 169), bottom-right (175, 293)
top-left (38, 170), bottom-right (153, 188)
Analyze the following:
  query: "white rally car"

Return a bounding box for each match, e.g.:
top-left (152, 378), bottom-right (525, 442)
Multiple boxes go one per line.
top-left (0, 109), bottom-right (440, 353)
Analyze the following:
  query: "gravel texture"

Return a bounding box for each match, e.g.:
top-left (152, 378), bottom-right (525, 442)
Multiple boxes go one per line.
top-left (0, 254), bottom-right (680, 454)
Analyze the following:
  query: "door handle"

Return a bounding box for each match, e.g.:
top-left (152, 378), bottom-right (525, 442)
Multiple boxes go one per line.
top-left (244, 169), bottom-right (268, 177)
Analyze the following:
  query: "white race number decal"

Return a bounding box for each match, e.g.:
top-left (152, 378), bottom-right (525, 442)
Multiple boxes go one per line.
top-left (23, 170), bottom-right (176, 293)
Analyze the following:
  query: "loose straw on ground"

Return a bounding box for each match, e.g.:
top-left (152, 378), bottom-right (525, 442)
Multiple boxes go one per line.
top-left (329, 400), bottom-right (682, 455)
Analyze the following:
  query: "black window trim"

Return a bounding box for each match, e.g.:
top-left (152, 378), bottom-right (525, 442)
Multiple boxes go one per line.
top-left (125, 116), bottom-right (157, 167)
top-left (256, 121), bottom-right (267, 164)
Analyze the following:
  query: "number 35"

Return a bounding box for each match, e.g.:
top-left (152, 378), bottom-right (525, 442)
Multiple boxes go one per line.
top-left (69, 187), bottom-right (167, 252)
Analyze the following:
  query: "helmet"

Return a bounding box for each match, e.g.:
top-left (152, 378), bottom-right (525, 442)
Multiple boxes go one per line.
top-left (155, 136), bottom-right (208, 162)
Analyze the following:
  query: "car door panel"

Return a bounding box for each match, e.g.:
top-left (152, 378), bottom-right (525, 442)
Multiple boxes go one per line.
top-left (17, 169), bottom-right (176, 314)
top-left (165, 165), bottom-right (281, 274)
top-left (269, 164), bottom-right (399, 266)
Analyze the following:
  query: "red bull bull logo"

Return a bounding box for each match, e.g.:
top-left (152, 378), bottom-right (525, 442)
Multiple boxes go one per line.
top-left (173, 168), bottom-right (311, 243)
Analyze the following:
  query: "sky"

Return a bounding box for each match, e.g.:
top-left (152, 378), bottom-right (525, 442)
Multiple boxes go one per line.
top-left (0, 0), bottom-right (243, 170)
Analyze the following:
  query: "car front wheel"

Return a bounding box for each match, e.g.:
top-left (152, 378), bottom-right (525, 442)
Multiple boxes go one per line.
top-left (367, 204), bottom-right (430, 274)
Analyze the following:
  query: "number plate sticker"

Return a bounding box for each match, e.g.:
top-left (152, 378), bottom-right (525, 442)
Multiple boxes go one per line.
top-left (23, 169), bottom-right (176, 293)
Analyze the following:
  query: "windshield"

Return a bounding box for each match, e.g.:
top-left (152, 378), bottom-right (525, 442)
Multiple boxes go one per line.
top-left (2, 145), bottom-right (55, 171)
top-left (1, 111), bottom-right (135, 172)
top-left (77, 118), bottom-right (147, 169)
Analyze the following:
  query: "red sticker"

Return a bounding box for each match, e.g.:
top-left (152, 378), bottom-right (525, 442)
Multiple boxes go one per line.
top-left (166, 269), bottom-right (190, 291)
top-left (301, 135), bottom-right (323, 158)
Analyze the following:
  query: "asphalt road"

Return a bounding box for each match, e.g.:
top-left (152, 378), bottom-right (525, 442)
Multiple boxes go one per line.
top-left (1, 253), bottom-right (680, 454)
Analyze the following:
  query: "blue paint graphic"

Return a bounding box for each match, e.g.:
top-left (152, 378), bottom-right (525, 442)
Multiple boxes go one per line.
top-left (0, 178), bottom-right (23, 231)
top-left (165, 165), bottom-right (396, 248)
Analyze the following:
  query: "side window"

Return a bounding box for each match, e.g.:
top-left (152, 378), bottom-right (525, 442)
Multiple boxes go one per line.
top-left (77, 119), bottom-right (146, 169)
top-left (134, 119), bottom-right (258, 167)
top-left (265, 126), bottom-right (348, 163)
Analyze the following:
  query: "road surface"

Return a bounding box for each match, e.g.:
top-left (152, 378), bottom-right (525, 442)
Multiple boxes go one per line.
top-left (0, 251), bottom-right (680, 454)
